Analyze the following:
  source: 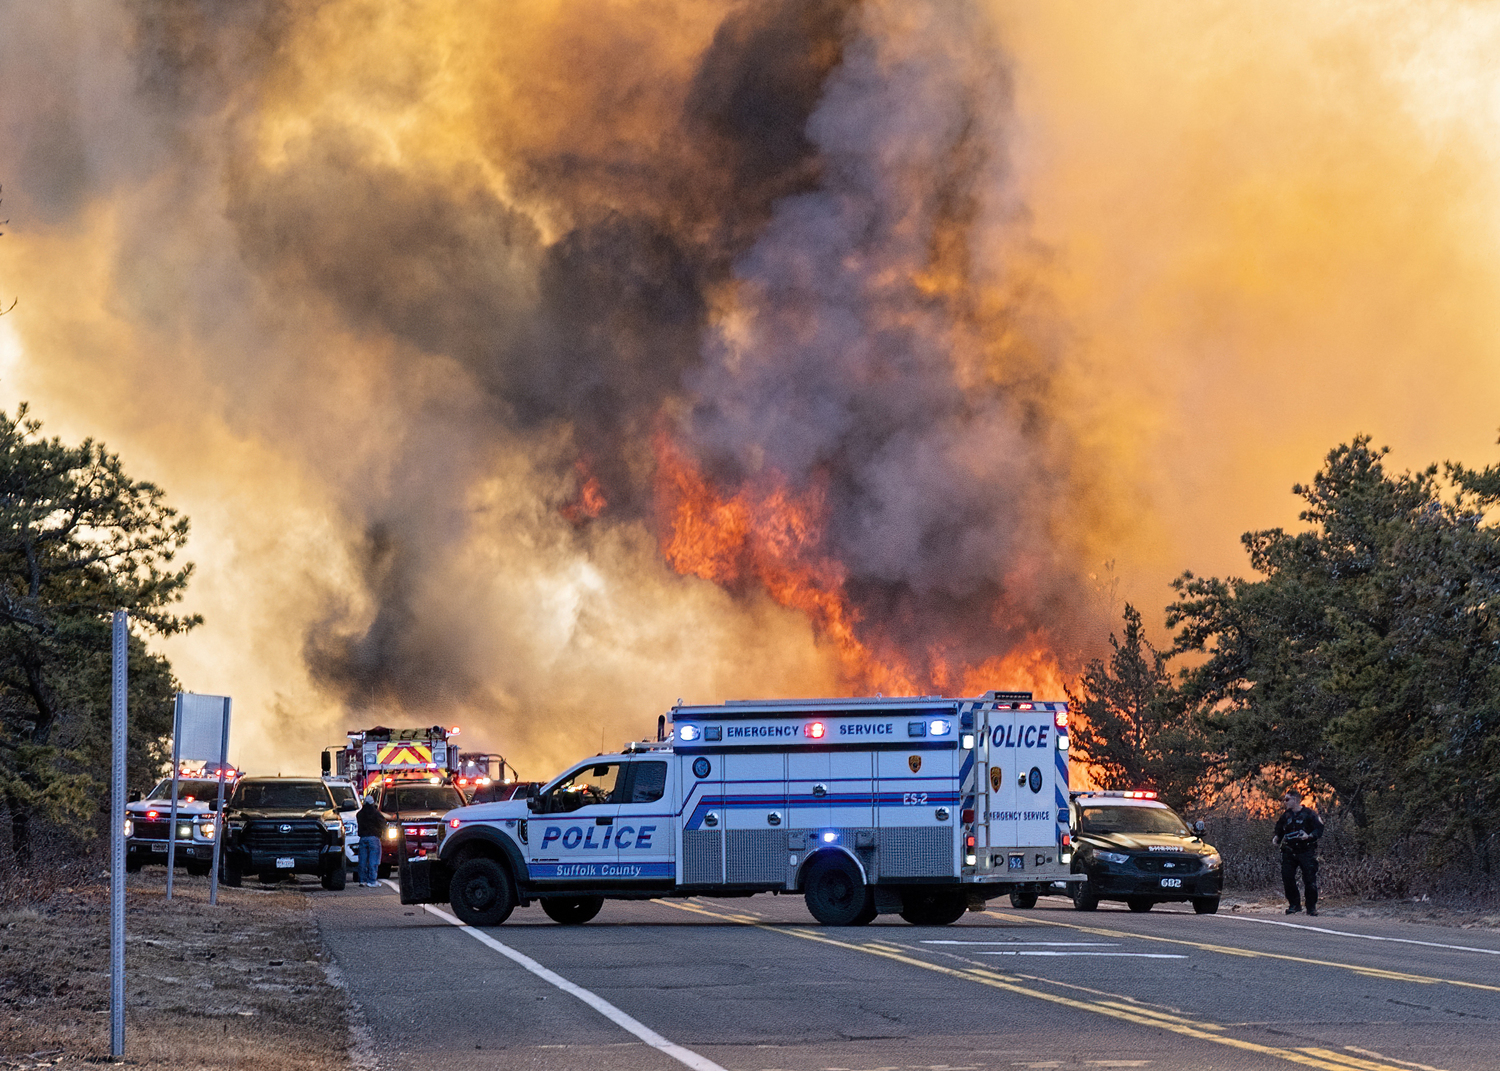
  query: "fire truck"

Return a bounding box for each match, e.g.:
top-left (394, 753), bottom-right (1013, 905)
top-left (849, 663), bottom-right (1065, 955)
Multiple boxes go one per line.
top-left (322, 725), bottom-right (466, 873)
top-left (400, 691), bottom-right (1078, 926)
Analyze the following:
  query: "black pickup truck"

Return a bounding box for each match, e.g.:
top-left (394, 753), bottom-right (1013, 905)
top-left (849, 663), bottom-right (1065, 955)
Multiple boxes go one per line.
top-left (220, 777), bottom-right (355, 889)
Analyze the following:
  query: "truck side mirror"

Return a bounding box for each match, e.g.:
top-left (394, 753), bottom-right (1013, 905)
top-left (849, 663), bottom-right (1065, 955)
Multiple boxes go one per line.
top-left (320, 752), bottom-right (331, 775)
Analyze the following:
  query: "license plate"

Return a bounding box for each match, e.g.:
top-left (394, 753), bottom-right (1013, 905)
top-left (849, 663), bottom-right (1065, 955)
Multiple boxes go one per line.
top-left (276, 857), bottom-right (295, 869)
top-left (151, 843), bottom-right (167, 853)
top-left (1160, 877), bottom-right (1182, 888)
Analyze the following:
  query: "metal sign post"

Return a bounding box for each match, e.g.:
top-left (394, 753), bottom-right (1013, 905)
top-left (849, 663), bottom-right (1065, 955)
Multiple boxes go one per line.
top-left (109, 611), bottom-right (127, 1059)
top-left (172, 692), bottom-right (233, 905)
top-left (165, 694), bottom-right (183, 901)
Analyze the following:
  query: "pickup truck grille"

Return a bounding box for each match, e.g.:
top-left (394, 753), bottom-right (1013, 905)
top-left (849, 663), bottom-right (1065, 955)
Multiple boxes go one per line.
top-left (243, 819), bottom-right (324, 853)
top-left (132, 820), bottom-right (193, 841)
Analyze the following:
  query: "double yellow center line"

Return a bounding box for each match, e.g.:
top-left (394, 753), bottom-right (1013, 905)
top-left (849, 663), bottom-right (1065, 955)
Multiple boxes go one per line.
top-left (657, 901), bottom-right (1448, 1071)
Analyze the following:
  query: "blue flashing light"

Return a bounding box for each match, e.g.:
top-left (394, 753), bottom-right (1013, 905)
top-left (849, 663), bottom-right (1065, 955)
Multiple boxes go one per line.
top-left (929, 719), bottom-right (952, 737)
top-left (678, 724), bottom-right (700, 742)
top-left (821, 831), bottom-right (838, 843)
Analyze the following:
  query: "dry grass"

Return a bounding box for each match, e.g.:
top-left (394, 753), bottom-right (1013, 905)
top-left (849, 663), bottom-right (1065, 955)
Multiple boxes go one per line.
top-left (0, 861), bottom-right (353, 1071)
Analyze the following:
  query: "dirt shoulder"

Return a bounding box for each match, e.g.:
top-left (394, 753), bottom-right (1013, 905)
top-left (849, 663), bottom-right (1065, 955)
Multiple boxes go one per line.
top-left (0, 866), bottom-right (354, 1071)
top-left (1218, 888), bottom-right (1500, 930)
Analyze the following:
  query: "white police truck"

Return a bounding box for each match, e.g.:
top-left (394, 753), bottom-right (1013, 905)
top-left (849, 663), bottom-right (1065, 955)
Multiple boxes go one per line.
top-left (400, 691), bottom-right (1076, 926)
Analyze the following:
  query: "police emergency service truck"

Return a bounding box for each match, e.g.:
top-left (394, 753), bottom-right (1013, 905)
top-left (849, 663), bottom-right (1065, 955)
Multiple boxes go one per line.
top-left (400, 691), bottom-right (1077, 927)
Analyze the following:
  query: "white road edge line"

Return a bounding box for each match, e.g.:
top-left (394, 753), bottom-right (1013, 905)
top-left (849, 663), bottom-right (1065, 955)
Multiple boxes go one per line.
top-left (419, 903), bottom-right (730, 1071)
top-left (921, 940), bottom-right (1120, 946)
top-left (974, 952), bottom-right (1188, 958)
top-left (1216, 915), bottom-right (1500, 955)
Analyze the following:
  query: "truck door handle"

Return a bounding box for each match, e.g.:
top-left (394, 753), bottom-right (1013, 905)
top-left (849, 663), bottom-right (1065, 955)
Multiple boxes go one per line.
top-left (596, 817), bottom-right (613, 826)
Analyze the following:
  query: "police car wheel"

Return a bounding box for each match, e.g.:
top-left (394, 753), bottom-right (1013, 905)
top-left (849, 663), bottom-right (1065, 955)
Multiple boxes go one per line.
top-left (1127, 896), bottom-right (1154, 913)
top-left (804, 859), bottom-right (873, 926)
top-left (1071, 883), bottom-right (1098, 911)
top-left (898, 888), bottom-right (966, 926)
top-left (450, 858), bottom-right (516, 927)
top-left (541, 896), bottom-right (604, 925)
top-left (1009, 889), bottom-right (1039, 909)
top-left (1192, 896), bottom-right (1220, 915)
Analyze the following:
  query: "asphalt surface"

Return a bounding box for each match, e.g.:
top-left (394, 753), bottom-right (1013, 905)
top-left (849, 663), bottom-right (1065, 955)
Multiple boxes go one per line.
top-left (313, 886), bottom-right (1500, 1071)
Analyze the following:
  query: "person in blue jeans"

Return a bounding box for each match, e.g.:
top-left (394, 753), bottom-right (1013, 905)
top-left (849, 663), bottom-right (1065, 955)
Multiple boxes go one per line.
top-left (356, 793), bottom-right (387, 887)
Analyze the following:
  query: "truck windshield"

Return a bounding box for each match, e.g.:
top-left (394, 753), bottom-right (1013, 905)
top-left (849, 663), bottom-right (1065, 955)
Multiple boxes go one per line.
top-left (387, 785), bottom-right (464, 813)
top-left (146, 780), bottom-right (225, 802)
top-left (1078, 806), bottom-right (1189, 836)
top-left (233, 782), bottom-right (333, 810)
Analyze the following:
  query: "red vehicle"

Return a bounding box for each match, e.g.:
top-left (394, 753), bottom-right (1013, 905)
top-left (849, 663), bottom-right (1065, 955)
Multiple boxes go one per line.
top-left (367, 778), bottom-right (467, 879)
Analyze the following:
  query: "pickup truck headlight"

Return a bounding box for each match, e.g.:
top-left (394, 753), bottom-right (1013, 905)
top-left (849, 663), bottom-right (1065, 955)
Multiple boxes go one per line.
top-left (198, 822), bottom-right (216, 840)
top-left (384, 825), bottom-right (399, 841)
top-left (123, 818), bottom-right (134, 838)
top-left (1096, 850), bottom-right (1130, 865)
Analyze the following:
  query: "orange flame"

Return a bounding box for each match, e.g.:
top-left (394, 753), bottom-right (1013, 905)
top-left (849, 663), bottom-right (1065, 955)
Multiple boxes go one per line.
top-left (559, 461), bottom-right (608, 525)
top-left (654, 430), bottom-right (1065, 697)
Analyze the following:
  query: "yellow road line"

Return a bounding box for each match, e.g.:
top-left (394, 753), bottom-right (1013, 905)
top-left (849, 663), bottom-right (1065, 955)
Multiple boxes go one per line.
top-left (651, 901), bottom-right (1411, 1071)
top-left (986, 912), bottom-right (1500, 995)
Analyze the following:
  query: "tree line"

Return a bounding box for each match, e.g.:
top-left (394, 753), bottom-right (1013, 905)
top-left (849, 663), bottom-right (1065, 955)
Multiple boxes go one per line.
top-left (1070, 437), bottom-right (1500, 878)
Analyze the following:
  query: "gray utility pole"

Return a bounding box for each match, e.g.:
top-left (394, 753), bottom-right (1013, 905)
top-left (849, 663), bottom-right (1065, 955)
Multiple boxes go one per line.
top-left (110, 611), bottom-right (128, 1059)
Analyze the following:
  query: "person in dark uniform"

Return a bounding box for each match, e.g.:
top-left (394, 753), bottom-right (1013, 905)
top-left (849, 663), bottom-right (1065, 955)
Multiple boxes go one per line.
top-left (356, 793), bottom-right (387, 888)
top-left (1272, 789), bottom-right (1323, 915)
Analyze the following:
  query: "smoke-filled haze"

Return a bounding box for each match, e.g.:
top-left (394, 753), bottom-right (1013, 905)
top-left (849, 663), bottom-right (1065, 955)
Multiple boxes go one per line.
top-left (2, 0), bottom-right (1498, 778)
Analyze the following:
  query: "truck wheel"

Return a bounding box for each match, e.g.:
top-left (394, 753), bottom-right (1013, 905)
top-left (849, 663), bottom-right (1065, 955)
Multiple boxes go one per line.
top-left (377, 863), bottom-right (392, 880)
top-left (541, 896), bottom-right (604, 925)
top-left (1127, 896), bottom-right (1154, 913)
top-left (322, 864), bottom-right (347, 891)
top-left (899, 888), bottom-right (966, 926)
top-left (221, 858), bottom-right (243, 888)
top-left (1071, 882), bottom-right (1098, 911)
top-left (1009, 889), bottom-right (1039, 909)
top-left (804, 858), bottom-right (874, 926)
top-left (1192, 897), bottom-right (1220, 915)
top-left (450, 858), bottom-right (516, 927)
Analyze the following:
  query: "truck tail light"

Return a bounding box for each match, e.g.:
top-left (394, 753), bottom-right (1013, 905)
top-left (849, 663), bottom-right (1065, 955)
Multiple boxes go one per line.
top-left (961, 809), bottom-right (975, 825)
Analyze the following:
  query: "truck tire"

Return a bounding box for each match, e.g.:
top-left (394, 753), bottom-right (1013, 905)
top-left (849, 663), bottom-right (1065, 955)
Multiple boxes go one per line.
top-left (804, 857), bottom-right (874, 926)
top-left (321, 864), bottom-right (347, 891)
top-left (221, 857), bottom-right (243, 888)
top-left (1192, 896), bottom-right (1220, 915)
top-left (1009, 889), bottom-right (1039, 909)
top-left (1127, 896), bottom-right (1154, 913)
top-left (541, 896), bottom-right (604, 925)
top-left (1071, 882), bottom-right (1098, 911)
top-left (377, 862), bottom-right (392, 880)
top-left (898, 888), bottom-right (966, 926)
top-left (450, 858), bottom-right (516, 927)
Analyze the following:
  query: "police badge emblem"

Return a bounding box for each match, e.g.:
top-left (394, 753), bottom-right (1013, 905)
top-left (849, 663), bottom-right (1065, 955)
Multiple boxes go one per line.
top-left (989, 767), bottom-right (1003, 792)
top-left (908, 755), bottom-right (922, 774)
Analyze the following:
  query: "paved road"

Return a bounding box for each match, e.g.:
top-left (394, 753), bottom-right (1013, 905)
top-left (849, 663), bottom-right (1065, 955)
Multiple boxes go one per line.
top-left (313, 886), bottom-right (1500, 1071)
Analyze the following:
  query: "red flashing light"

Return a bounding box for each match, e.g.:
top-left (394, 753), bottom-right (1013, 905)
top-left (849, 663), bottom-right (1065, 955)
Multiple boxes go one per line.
top-left (965, 834), bottom-right (977, 849)
top-left (146, 810), bottom-right (159, 819)
top-left (1123, 790), bottom-right (1158, 799)
top-left (1019, 702), bottom-right (1033, 711)
top-left (1061, 833), bottom-right (1071, 847)
top-left (804, 722), bottom-right (826, 739)
top-left (449, 818), bottom-right (461, 829)
top-left (1054, 709), bottom-right (1068, 728)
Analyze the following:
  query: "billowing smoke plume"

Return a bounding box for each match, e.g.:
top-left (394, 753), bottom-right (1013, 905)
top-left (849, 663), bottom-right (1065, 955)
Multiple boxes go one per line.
top-left (3, 0), bottom-right (1499, 775)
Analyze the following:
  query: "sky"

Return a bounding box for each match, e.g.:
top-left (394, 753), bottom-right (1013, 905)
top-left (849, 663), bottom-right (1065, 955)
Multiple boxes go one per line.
top-left (2, 0), bottom-right (1498, 779)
